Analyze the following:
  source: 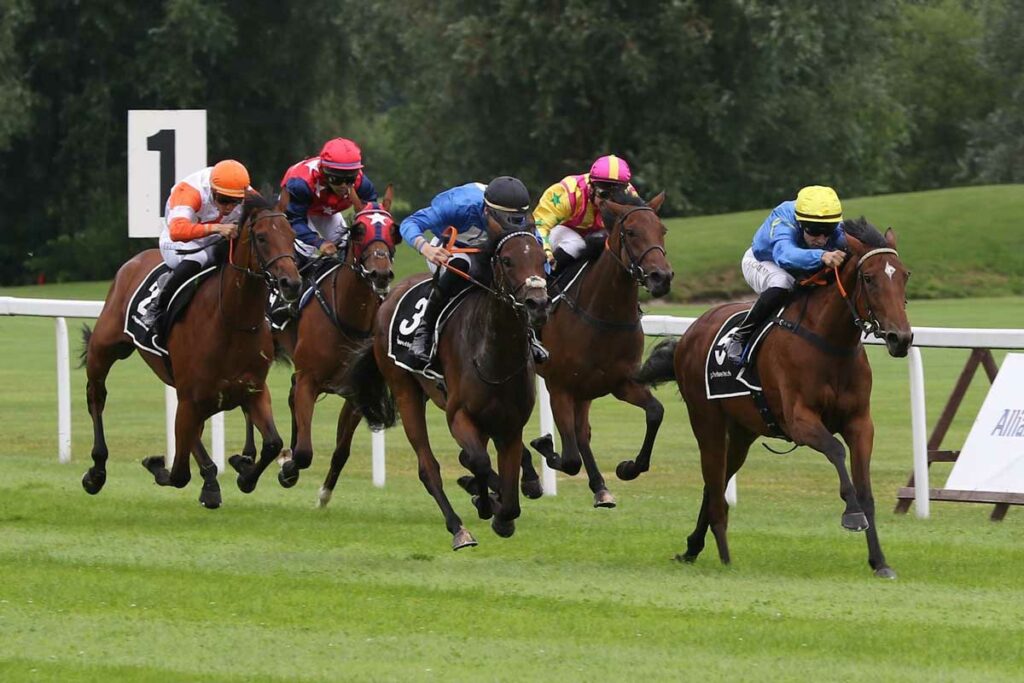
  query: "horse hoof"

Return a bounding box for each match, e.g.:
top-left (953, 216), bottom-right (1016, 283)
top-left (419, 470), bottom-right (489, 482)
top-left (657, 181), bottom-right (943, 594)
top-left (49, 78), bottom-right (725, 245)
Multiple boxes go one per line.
top-left (561, 458), bottom-right (582, 477)
top-left (317, 486), bottom-right (333, 508)
top-left (457, 475), bottom-right (480, 496)
top-left (492, 517), bottom-right (515, 538)
top-left (842, 511), bottom-right (869, 532)
top-left (278, 463), bottom-right (299, 489)
top-left (81, 469), bottom-right (106, 495)
top-left (616, 460), bottom-right (641, 481)
top-left (674, 553), bottom-right (699, 564)
top-left (141, 456), bottom-right (171, 486)
top-left (471, 495), bottom-right (494, 520)
top-left (170, 472), bottom-right (191, 489)
top-left (199, 486), bottom-right (222, 509)
top-left (593, 489), bottom-right (617, 508)
top-left (452, 528), bottom-right (478, 550)
top-left (236, 474), bottom-right (256, 495)
top-left (521, 478), bottom-right (543, 500)
top-left (228, 454), bottom-right (253, 474)
top-left (529, 434), bottom-right (553, 455)
top-left (874, 566), bottom-right (897, 580)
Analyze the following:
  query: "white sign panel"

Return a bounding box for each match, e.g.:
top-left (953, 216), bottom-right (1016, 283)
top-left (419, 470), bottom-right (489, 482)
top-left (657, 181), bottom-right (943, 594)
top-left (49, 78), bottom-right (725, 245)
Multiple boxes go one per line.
top-left (127, 110), bottom-right (207, 238)
top-left (945, 353), bottom-right (1024, 493)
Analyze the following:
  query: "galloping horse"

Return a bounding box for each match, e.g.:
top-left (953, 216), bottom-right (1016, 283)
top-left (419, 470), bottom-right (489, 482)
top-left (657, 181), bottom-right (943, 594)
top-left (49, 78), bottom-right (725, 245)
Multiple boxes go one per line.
top-left (637, 218), bottom-right (911, 577)
top-left (232, 185), bottom-right (399, 493)
top-left (531, 190), bottom-right (674, 507)
top-left (80, 194), bottom-right (301, 507)
top-left (340, 220), bottom-right (549, 549)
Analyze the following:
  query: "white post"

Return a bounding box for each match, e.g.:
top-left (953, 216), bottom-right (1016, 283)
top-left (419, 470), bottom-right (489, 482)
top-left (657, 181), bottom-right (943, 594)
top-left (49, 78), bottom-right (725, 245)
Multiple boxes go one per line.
top-left (372, 428), bottom-right (386, 487)
top-left (909, 346), bottom-right (930, 519)
top-left (55, 317), bottom-right (71, 463)
top-left (537, 376), bottom-right (557, 495)
top-left (211, 412), bottom-right (225, 472)
top-left (725, 475), bottom-right (737, 506)
top-left (165, 385), bottom-right (177, 463)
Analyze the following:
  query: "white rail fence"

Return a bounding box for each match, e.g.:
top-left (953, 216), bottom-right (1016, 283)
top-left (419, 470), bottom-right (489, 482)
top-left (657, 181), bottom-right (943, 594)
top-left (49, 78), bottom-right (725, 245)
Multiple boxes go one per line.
top-left (4, 296), bottom-right (1024, 515)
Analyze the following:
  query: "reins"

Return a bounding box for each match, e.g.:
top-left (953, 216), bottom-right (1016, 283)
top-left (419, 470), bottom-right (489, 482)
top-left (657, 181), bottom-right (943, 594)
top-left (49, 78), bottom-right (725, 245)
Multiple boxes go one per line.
top-left (219, 210), bottom-right (296, 333)
top-left (797, 247), bottom-right (900, 340)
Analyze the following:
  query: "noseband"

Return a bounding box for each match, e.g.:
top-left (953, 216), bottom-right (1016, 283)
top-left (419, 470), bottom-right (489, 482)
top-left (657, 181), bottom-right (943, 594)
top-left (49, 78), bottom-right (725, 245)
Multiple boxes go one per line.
top-left (605, 205), bottom-right (666, 285)
top-left (839, 247), bottom-right (901, 338)
top-left (491, 230), bottom-right (547, 311)
top-left (229, 211), bottom-right (297, 290)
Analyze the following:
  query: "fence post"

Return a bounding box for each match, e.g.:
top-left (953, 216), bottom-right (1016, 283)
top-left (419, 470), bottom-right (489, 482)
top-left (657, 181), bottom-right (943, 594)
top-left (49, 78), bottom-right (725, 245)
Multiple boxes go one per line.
top-left (55, 317), bottom-right (71, 463)
top-left (165, 385), bottom-right (177, 461)
top-left (909, 346), bottom-right (930, 519)
top-left (726, 475), bottom-right (737, 506)
top-left (211, 412), bottom-right (225, 472)
top-left (537, 376), bottom-right (557, 495)
top-left (372, 428), bottom-right (386, 487)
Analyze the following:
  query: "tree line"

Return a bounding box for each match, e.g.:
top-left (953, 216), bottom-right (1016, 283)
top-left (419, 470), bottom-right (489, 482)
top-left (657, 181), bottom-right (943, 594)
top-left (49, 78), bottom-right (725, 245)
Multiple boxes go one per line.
top-left (0, 0), bottom-right (1020, 284)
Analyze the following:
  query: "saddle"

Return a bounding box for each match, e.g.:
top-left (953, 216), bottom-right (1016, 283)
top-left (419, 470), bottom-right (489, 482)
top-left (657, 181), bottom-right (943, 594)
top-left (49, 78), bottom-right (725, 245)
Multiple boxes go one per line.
top-left (125, 262), bottom-right (216, 356)
top-left (387, 279), bottom-right (471, 380)
top-left (267, 258), bottom-right (343, 331)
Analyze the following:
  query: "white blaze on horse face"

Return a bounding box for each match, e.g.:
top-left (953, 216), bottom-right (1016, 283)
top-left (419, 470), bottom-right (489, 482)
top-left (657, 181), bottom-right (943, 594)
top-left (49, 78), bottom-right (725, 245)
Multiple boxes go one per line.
top-left (884, 261), bottom-right (896, 280)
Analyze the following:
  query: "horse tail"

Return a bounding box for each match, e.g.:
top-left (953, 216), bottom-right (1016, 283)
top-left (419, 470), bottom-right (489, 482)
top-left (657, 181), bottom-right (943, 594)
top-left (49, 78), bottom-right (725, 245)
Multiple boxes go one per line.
top-left (78, 324), bottom-right (93, 369)
top-left (339, 339), bottom-right (396, 430)
top-left (635, 337), bottom-right (679, 387)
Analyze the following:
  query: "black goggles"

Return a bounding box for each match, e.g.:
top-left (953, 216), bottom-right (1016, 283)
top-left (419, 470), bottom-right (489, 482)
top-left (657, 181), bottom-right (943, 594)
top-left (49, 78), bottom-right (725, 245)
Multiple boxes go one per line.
top-left (213, 193), bottom-right (243, 206)
top-left (592, 181), bottom-right (623, 199)
top-left (323, 171), bottom-right (358, 186)
top-left (800, 221), bottom-right (838, 237)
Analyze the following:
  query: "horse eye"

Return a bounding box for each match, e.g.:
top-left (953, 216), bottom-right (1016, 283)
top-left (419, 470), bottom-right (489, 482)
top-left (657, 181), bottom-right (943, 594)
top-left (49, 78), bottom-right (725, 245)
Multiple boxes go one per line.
top-left (624, 229), bottom-right (635, 237)
top-left (863, 274), bottom-right (873, 284)
top-left (256, 233), bottom-right (268, 243)
top-left (501, 256), bottom-right (512, 267)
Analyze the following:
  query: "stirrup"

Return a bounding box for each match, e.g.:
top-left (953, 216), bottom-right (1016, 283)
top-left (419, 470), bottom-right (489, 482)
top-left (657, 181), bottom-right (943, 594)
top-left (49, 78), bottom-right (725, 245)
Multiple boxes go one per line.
top-left (530, 338), bottom-right (549, 364)
top-left (725, 339), bottom-right (746, 366)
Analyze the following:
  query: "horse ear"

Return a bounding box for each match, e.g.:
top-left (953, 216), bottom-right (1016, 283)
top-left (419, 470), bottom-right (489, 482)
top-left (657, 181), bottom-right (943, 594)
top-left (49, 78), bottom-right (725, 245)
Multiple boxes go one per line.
top-left (391, 224), bottom-right (403, 245)
top-left (884, 227), bottom-right (898, 249)
top-left (647, 191), bottom-right (667, 214)
top-left (348, 185), bottom-right (364, 213)
top-left (382, 184), bottom-right (394, 212)
top-left (275, 189), bottom-right (289, 212)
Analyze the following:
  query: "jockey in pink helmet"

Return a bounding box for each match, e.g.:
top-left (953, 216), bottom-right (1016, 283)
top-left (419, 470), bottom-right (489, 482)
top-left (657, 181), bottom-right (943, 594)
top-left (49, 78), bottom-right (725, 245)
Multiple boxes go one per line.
top-left (532, 154), bottom-right (638, 271)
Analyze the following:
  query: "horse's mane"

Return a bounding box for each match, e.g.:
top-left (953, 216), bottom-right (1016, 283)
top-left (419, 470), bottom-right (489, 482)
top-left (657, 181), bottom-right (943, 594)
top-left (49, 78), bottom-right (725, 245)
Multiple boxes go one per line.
top-left (238, 192), bottom-right (276, 226)
top-left (843, 216), bottom-right (887, 248)
top-left (606, 186), bottom-right (644, 207)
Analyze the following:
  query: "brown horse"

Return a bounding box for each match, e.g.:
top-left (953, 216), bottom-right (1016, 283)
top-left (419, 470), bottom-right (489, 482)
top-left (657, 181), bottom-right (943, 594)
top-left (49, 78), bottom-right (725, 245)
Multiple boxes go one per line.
top-left (80, 194), bottom-right (301, 507)
top-left (531, 190), bottom-right (674, 507)
top-left (253, 186), bottom-right (399, 493)
top-left (340, 220), bottom-right (549, 549)
top-left (637, 218), bottom-right (911, 577)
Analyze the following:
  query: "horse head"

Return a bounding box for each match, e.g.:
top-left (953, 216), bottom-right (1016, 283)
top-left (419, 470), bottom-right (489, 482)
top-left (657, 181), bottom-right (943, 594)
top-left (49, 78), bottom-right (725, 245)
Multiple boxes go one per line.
top-left (598, 190), bottom-right (674, 298)
top-left (485, 213), bottom-right (549, 329)
top-left (347, 184), bottom-right (399, 297)
top-left (842, 218), bottom-right (913, 357)
top-left (237, 192), bottom-right (301, 302)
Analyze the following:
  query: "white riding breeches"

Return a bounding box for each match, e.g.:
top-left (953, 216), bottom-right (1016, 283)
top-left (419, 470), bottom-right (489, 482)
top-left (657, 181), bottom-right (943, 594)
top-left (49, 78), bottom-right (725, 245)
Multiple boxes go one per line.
top-left (159, 234), bottom-right (219, 269)
top-left (548, 225), bottom-right (587, 258)
top-left (294, 213), bottom-right (349, 259)
top-left (741, 247), bottom-right (795, 293)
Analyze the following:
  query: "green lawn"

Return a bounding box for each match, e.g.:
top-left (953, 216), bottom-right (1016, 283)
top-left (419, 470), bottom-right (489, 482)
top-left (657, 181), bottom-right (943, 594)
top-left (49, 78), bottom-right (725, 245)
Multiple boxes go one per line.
top-left (1, 283), bottom-right (1022, 680)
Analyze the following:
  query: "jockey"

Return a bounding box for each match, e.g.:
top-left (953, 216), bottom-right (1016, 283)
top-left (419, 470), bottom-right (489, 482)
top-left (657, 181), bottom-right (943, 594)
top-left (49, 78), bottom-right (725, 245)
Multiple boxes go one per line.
top-left (533, 154), bottom-right (638, 271)
top-left (399, 176), bottom-right (549, 365)
top-left (143, 159), bottom-right (252, 328)
top-left (725, 185), bottom-right (849, 366)
top-left (279, 137), bottom-right (378, 263)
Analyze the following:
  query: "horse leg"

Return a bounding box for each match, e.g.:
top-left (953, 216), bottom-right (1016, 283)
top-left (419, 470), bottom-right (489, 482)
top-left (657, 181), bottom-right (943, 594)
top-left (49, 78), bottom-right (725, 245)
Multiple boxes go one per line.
top-left (678, 406), bottom-right (730, 564)
top-left (519, 446), bottom-right (543, 499)
top-left (491, 435), bottom-right (524, 538)
top-left (842, 413), bottom-right (895, 578)
top-left (82, 336), bottom-right (130, 495)
top-left (192, 435), bottom-right (221, 509)
top-left (450, 411), bottom-right (495, 522)
top-left (532, 388), bottom-right (581, 476)
top-left (317, 400), bottom-right (363, 508)
top-left (575, 400), bottom-right (615, 508)
top-left (233, 386), bottom-right (283, 493)
top-left (613, 380), bottom-right (664, 481)
top-left (236, 409), bottom-right (257, 465)
top-left (789, 407), bottom-right (867, 531)
top-left (280, 371), bottom-right (317, 488)
top-left (141, 398), bottom-right (199, 489)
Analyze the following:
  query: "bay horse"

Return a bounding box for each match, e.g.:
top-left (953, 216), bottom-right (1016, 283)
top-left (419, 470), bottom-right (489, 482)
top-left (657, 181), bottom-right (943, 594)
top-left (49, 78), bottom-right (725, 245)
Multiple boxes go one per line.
top-left (80, 194), bottom-right (301, 507)
top-left (637, 218), bottom-right (912, 577)
top-left (229, 185), bottom-right (399, 492)
top-left (531, 190), bottom-right (674, 507)
top-left (339, 219), bottom-right (549, 549)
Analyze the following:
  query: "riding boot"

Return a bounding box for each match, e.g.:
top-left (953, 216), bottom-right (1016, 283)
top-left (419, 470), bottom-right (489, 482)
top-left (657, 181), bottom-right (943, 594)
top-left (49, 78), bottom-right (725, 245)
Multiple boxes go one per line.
top-left (581, 230), bottom-right (608, 261)
top-left (149, 260), bottom-right (203, 336)
top-left (552, 247), bottom-right (575, 272)
top-left (725, 286), bottom-right (790, 366)
top-left (268, 294), bottom-right (298, 327)
top-left (408, 285), bottom-right (448, 364)
top-left (528, 327), bottom-right (549, 364)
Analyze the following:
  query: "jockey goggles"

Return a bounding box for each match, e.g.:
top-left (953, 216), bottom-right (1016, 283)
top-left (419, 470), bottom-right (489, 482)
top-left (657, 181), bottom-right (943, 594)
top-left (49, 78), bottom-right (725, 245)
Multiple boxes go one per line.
top-left (591, 180), bottom-right (625, 200)
top-left (323, 170), bottom-right (359, 186)
top-left (213, 192), bottom-right (243, 206)
top-left (800, 220), bottom-right (839, 237)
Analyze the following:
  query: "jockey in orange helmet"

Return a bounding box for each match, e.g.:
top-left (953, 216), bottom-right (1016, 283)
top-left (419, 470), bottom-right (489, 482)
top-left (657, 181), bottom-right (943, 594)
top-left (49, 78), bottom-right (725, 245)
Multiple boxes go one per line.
top-left (142, 160), bottom-right (252, 328)
top-left (532, 154), bottom-right (639, 271)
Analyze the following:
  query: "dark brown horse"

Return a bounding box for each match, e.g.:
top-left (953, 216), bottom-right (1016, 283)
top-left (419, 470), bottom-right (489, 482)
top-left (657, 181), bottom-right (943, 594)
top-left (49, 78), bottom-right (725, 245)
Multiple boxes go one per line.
top-left (80, 194), bottom-right (301, 507)
top-left (531, 191), bottom-right (674, 507)
top-left (259, 186), bottom-right (399, 493)
top-left (637, 218), bottom-right (911, 577)
top-left (340, 220), bottom-right (549, 549)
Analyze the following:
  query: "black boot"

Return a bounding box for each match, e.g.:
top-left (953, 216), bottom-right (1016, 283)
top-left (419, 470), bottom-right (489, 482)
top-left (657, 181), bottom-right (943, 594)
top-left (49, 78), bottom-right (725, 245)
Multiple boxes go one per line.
top-left (408, 286), bottom-right (448, 364)
top-left (725, 286), bottom-right (790, 366)
top-left (148, 260), bottom-right (203, 335)
top-left (552, 247), bottom-right (575, 272)
top-left (581, 230), bottom-right (608, 261)
top-left (529, 328), bottom-right (549, 364)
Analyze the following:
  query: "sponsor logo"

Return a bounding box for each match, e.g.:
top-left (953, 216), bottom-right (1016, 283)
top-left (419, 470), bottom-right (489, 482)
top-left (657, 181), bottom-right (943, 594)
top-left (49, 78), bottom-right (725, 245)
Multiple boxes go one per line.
top-left (709, 370), bottom-right (732, 379)
top-left (991, 409), bottom-right (1024, 437)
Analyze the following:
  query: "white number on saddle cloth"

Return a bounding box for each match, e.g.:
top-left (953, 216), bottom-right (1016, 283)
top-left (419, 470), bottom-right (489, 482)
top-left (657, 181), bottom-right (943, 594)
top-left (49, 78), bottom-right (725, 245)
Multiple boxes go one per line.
top-left (714, 330), bottom-right (735, 366)
top-left (137, 280), bottom-right (161, 318)
top-left (399, 297), bottom-right (428, 336)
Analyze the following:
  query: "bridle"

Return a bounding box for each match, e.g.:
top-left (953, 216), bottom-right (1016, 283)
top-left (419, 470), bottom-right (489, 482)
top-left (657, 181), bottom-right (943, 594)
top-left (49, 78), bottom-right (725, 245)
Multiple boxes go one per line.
top-left (604, 205), bottom-right (667, 286)
top-left (227, 210), bottom-right (297, 290)
top-left (805, 247), bottom-right (902, 339)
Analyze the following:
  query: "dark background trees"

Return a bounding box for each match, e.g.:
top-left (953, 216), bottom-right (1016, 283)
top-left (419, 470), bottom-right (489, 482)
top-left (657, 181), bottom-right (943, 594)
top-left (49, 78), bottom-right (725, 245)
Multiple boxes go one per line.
top-left (0, 0), bottom-right (1017, 284)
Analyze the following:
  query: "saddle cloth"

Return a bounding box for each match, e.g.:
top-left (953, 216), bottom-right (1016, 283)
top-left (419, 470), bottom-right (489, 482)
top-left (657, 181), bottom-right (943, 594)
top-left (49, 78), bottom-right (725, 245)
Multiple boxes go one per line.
top-left (704, 309), bottom-right (776, 400)
top-left (387, 279), bottom-right (471, 380)
top-left (124, 262), bottom-right (216, 356)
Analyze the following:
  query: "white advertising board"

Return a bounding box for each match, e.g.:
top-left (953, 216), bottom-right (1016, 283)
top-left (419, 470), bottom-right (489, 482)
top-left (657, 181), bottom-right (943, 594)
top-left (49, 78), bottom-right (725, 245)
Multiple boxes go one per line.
top-left (945, 353), bottom-right (1024, 494)
top-left (127, 110), bottom-right (207, 238)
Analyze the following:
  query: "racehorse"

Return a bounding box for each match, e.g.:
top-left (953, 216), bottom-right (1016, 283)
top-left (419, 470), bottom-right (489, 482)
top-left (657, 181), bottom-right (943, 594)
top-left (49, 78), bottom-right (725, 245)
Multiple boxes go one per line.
top-left (637, 218), bottom-right (911, 577)
top-left (339, 219), bottom-right (549, 549)
top-left (80, 194), bottom-right (301, 507)
top-left (229, 185), bottom-right (399, 493)
top-left (530, 190), bottom-right (674, 507)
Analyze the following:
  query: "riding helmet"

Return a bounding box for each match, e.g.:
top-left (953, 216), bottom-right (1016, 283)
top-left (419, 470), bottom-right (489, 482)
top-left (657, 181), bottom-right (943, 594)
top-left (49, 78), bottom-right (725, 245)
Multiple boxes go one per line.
top-left (210, 159), bottom-right (251, 198)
